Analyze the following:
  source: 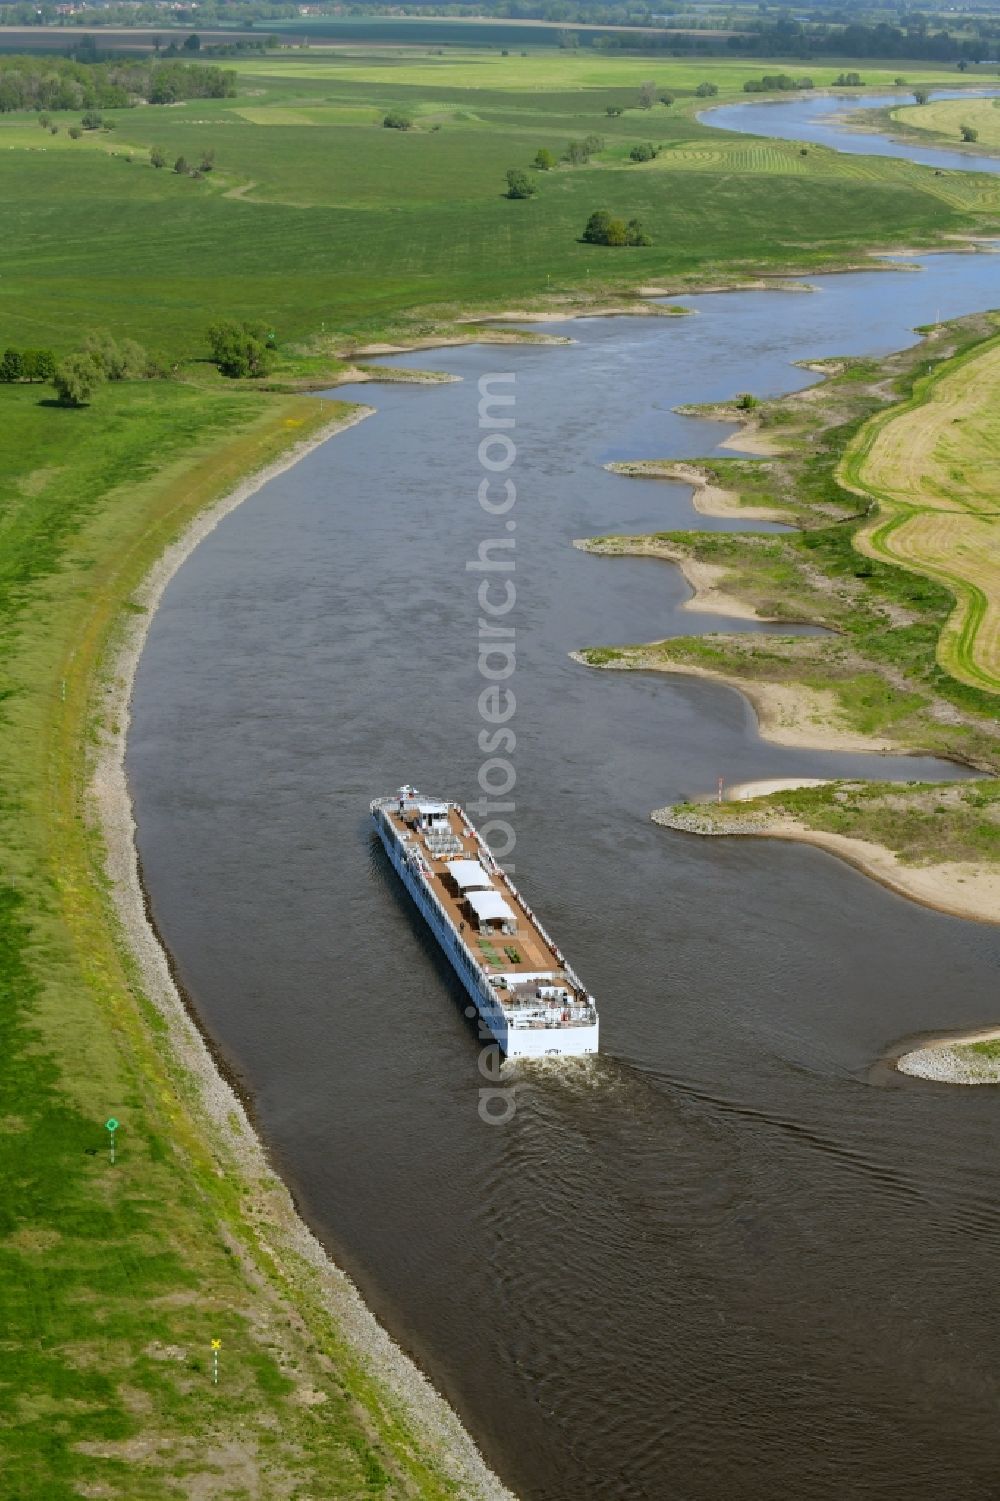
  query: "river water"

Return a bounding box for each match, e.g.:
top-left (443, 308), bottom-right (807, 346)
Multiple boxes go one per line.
top-left (128, 98), bottom-right (1000, 1501)
top-left (706, 86), bottom-right (1000, 175)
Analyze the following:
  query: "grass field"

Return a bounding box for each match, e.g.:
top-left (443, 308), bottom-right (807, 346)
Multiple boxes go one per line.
top-left (0, 380), bottom-right (480, 1498)
top-left (0, 49), bottom-right (995, 356)
top-left (846, 330), bottom-right (1000, 692)
top-left (891, 94), bottom-right (1000, 151)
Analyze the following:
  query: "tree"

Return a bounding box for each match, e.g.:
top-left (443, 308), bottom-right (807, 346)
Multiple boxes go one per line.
top-left (638, 80), bottom-right (657, 110)
top-left (580, 210), bottom-right (651, 247)
top-left (533, 148), bottom-right (556, 171)
top-left (694, 82), bottom-right (719, 98)
top-left (629, 142), bottom-right (658, 162)
top-left (68, 126), bottom-right (82, 140)
top-left (53, 353), bottom-right (104, 407)
top-left (199, 147), bottom-right (216, 172)
top-left (914, 89), bottom-right (929, 105)
top-left (505, 167), bottom-right (535, 199)
top-left (0, 348), bottom-right (23, 383)
top-left (81, 109), bottom-right (102, 130)
top-left (659, 92), bottom-right (675, 107)
top-left (960, 122), bottom-right (979, 141)
top-left (582, 209), bottom-right (613, 243)
top-left (834, 72), bottom-right (864, 86)
top-left (564, 135), bottom-right (603, 166)
top-left (383, 110), bottom-right (412, 130)
top-left (173, 155), bottom-right (189, 175)
top-left (150, 146), bottom-right (165, 168)
top-left (50, 125), bottom-right (58, 136)
top-left (22, 348), bottom-right (55, 382)
top-left (183, 33), bottom-right (201, 52)
top-left (606, 104), bottom-right (623, 118)
top-left (207, 320), bottom-right (275, 379)
top-left (38, 112), bottom-right (49, 128)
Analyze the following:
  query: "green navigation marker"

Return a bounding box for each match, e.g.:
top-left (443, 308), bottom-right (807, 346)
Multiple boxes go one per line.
top-left (105, 1118), bottom-right (119, 1132)
top-left (105, 1117), bottom-right (119, 1164)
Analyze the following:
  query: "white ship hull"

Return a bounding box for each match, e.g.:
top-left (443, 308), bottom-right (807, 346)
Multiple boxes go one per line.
top-left (373, 795), bottom-right (599, 1060)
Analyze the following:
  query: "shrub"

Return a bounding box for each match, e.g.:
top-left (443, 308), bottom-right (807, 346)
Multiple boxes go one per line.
top-left (638, 80), bottom-right (657, 110)
top-left (38, 112), bottom-right (49, 128)
top-left (199, 147), bottom-right (215, 171)
top-left (659, 91), bottom-right (675, 106)
top-left (383, 110), bottom-right (412, 131)
top-left (581, 210), bottom-right (651, 246)
top-left (505, 166), bottom-right (535, 199)
top-left (736, 392), bottom-right (760, 411)
top-left (150, 146), bottom-right (165, 168)
top-left (834, 72), bottom-right (864, 86)
top-left (960, 123), bottom-right (979, 142)
top-left (914, 89), bottom-right (929, 105)
top-left (173, 155), bottom-right (189, 175)
top-left (629, 142), bottom-right (658, 162)
top-left (694, 82), bottom-right (718, 98)
top-left (68, 126), bottom-right (81, 139)
top-left (81, 109), bottom-right (102, 130)
top-left (207, 319), bottom-right (275, 378)
top-left (533, 148), bottom-right (556, 171)
top-left (606, 104), bottom-right (623, 118)
top-left (83, 331), bottom-right (150, 381)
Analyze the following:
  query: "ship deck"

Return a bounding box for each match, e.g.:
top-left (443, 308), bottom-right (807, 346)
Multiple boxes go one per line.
top-left (383, 805), bottom-right (571, 983)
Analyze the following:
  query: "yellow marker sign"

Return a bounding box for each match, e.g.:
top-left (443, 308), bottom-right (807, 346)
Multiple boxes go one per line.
top-left (211, 1339), bottom-right (222, 1350)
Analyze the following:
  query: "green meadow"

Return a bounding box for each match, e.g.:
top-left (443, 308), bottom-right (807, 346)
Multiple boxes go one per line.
top-left (2, 49), bottom-right (996, 355)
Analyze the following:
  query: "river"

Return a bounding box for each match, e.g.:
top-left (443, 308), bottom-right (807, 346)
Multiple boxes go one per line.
top-left (127, 95), bottom-right (1000, 1501)
top-left (705, 85), bottom-right (1000, 175)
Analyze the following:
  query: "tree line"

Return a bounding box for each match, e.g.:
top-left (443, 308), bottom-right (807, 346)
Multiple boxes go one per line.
top-left (0, 54), bottom-right (236, 113)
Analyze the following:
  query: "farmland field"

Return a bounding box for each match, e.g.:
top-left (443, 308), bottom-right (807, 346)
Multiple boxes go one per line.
top-left (848, 329), bottom-right (1000, 692)
top-left (1, 50), bottom-right (994, 356)
top-left (891, 94), bottom-right (1000, 152)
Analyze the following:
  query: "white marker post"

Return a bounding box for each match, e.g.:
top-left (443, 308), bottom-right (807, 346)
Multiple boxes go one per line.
top-left (105, 1117), bottom-right (119, 1166)
top-left (211, 1338), bottom-right (221, 1385)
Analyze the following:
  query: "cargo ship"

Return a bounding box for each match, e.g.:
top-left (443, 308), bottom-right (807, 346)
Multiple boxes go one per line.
top-left (371, 788), bottom-right (599, 1059)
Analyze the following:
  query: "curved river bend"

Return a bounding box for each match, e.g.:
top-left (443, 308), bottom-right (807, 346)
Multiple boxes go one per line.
top-left (706, 85), bottom-right (1000, 175)
top-left (128, 107), bottom-right (1000, 1501)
